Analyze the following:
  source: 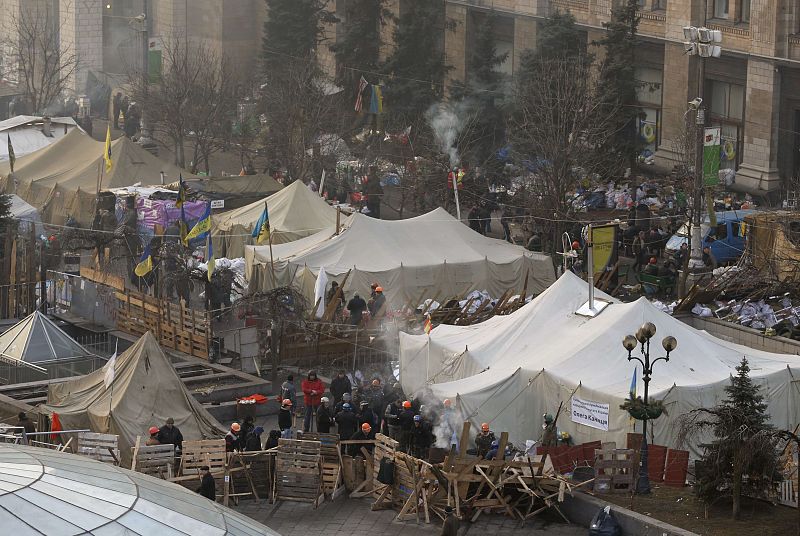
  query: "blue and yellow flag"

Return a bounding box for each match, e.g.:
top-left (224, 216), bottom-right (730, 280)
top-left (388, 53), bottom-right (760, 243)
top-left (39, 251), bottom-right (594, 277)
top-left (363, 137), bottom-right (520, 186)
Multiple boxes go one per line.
top-left (175, 174), bottom-right (187, 209)
top-left (251, 202), bottom-right (270, 244)
top-left (184, 203), bottom-right (211, 245)
top-left (206, 236), bottom-right (215, 282)
top-left (104, 125), bottom-right (113, 173)
top-left (629, 367), bottom-right (637, 399)
top-left (134, 242), bottom-right (153, 277)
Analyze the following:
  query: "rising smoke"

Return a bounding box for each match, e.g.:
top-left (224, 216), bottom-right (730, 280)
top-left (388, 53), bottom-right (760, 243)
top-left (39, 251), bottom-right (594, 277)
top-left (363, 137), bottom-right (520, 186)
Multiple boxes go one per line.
top-left (425, 101), bottom-right (472, 168)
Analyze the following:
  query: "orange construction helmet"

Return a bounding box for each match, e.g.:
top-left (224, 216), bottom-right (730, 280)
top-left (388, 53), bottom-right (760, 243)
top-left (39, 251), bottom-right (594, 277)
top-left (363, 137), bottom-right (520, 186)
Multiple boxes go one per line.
top-left (443, 399), bottom-right (451, 408)
top-left (148, 426), bottom-right (159, 435)
top-left (571, 241), bottom-right (580, 250)
top-left (375, 286), bottom-right (383, 293)
top-left (403, 400), bottom-right (412, 409)
top-left (231, 423), bottom-right (241, 432)
top-left (282, 399), bottom-right (293, 406)
top-left (361, 422), bottom-right (372, 432)
top-left (481, 422), bottom-right (490, 432)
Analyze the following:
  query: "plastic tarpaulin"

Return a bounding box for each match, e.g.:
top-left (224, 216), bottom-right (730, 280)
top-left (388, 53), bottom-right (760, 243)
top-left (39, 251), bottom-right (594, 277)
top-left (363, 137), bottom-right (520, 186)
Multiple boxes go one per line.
top-left (40, 332), bottom-right (223, 466)
top-left (400, 272), bottom-right (800, 455)
top-left (245, 207), bottom-right (555, 308)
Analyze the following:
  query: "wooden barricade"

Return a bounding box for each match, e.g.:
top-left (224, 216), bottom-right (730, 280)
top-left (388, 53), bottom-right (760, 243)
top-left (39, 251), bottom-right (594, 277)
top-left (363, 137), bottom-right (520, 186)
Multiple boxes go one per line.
top-left (273, 438), bottom-right (323, 507)
top-left (593, 448), bottom-right (638, 494)
top-left (297, 431), bottom-right (343, 498)
top-left (366, 433), bottom-right (398, 509)
top-left (232, 451), bottom-right (274, 500)
top-left (179, 439), bottom-right (227, 476)
top-left (76, 432), bottom-right (120, 465)
top-left (114, 288), bottom-right (211, 359)
top-left (130, 438), bottom-right (175, 479)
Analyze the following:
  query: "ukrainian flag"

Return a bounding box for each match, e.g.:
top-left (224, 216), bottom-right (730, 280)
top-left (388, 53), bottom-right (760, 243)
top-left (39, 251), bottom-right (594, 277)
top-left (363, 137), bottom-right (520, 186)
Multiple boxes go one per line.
top-left (184, 203), bottom-right (212, 245)
top-left (629, 367), bottom-right (637, 399)
top-left (251, 202), bottom-right (270, 244)
top-left (134, 243), bottom-right (153, 276)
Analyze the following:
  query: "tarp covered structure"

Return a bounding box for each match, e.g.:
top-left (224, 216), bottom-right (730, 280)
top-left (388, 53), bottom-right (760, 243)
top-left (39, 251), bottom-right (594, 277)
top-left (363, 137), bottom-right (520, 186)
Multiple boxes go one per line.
top-left (0, 129), bottom-right (190, 225)
top-left (0, 311), bottom-right (92, 366)
top-left (0, 115), bottom-right (76, 161)
top-left (168, 174), bottom-right (283, 210)
top-left (399, 272), bottom-right (800, 455)
top-left (8, 194), bottom-right (42, 236)
top-left (40, 332), bottom-right (223, 465)
top-left (213, 179), bottom-right (340, 258)
top-left (245, 207), bottom-right (556, 306)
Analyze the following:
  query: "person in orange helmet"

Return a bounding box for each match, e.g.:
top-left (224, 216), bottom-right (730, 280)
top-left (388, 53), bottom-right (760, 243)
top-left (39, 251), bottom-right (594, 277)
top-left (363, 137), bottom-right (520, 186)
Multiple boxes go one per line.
top-left (369, 286), bottom-right (387, 319)
top-left (398, 400), bottom-right (416, 453)
top-left (348, 422), bottom-right (376, 457)
top-left (225, 422), bottom-right (242, 452)
top-left (145, 426), bottom-right (160, 446)
top-left (474, 422), bottom-right (496, 459)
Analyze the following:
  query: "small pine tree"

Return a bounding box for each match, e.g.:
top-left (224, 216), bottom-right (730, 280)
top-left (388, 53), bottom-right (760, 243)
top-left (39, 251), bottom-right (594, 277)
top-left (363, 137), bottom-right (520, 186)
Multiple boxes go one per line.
top-left (331, 0), bottom-right (390, 95)
top-left (695, 358), bottom-right (779, 519)
top-left (381, 1), bottom-right (453, 129)
top-left (595, 0), bottom-right (643, 175)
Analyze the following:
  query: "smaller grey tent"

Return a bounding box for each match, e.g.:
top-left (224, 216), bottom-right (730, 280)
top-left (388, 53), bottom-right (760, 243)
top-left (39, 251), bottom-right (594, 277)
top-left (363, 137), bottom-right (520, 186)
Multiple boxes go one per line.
top-left (40, 332), bottom-right (223, 466)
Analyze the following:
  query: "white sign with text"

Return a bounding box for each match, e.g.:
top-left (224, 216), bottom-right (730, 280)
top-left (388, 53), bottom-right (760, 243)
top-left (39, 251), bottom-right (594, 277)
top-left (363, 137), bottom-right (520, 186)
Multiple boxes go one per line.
top-left (570, 397), bottom-right (610, 431)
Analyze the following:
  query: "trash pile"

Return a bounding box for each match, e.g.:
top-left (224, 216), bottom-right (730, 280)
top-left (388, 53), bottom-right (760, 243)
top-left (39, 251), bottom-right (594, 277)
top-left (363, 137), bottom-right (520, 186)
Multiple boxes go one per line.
top-left (688, 294), bottom-right (800, 339)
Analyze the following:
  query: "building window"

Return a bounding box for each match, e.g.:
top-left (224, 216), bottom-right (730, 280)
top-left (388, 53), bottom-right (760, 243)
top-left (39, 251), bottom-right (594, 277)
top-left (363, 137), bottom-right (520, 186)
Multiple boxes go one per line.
top-left (708, 80), bottom-right (744, 170)
top-left (714, 0), bottom-right (729, 19)
top-left (653, 0), bottom-right (667, 9)
top-left (635, 68), bottom-right (663, 156)
top-left (739, 0), bottom-right (751, 22)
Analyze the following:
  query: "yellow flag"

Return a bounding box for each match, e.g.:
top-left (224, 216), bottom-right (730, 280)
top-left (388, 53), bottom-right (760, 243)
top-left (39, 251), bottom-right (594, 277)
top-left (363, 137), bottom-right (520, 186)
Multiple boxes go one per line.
top-left (104, 125), bottom-right (113, 173)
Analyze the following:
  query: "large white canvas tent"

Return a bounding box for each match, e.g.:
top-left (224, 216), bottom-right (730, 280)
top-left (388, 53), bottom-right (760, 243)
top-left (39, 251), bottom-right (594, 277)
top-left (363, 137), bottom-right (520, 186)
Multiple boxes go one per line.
top-left (245, 207), bottom-right (555, 306)
top-left (0, 115), bottom-right (76, 161)
top-left (212, 179), bottom-right (339, 258)
top-left (40, 332), bottom-right (223, 465)
top-left (399, 272), bottom-right (800, 454)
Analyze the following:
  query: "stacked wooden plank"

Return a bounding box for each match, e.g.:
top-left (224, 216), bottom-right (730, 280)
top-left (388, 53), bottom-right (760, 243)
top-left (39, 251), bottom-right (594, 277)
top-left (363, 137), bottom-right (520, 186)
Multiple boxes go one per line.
top-left (76, 432), bottom-right (120, 465)
top-left (273, 438), bottom-right (323, 507)
top-left (178, 439), bottom-right (227, 476)
top-left (593, 448), bottom-right (638, 493)
top-left (297, 431), bottom-right (343, 497)
top-left (131, 439), bottom-right (175, 479)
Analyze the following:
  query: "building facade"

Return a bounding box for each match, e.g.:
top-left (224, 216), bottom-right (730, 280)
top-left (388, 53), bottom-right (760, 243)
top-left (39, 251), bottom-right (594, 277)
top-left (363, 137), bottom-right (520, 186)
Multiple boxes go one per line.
top-left (436, 0), bottom-right (800, 193)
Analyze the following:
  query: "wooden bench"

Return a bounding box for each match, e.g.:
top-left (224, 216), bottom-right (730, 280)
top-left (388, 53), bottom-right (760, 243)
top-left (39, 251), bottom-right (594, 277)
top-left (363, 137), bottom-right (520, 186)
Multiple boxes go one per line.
top-left (76, 432), bottom-right (120, 465)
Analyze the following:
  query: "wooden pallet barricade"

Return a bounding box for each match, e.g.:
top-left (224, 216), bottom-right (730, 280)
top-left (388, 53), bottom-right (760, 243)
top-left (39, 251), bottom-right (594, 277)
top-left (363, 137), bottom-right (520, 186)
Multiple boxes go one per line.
top-left (76, 432), bottom-right (120, 465)
top-left (273, 438), bottom-right (323, 507)
top-left (593, 448), bottom-right (638, 494)
top-left (179, 439), bottom-right (227, 476)
top-left (131, 438), bottom-right (175, 479)
top-left (297, 431), bottom-right (343, 498)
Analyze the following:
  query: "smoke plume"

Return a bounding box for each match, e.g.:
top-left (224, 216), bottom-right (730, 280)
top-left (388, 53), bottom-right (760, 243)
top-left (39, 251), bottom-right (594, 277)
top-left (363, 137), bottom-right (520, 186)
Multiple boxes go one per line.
top-left (425, 101), bottom-right (471, 168)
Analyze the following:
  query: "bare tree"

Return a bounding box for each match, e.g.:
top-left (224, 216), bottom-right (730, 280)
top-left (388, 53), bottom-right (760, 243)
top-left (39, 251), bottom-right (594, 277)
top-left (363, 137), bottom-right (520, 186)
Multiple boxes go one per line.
top-left (509, 56), bottom-right (622, 255)
top-left (1, 1), bottom-right (78, 114)
top-left (127, 34), bottom-right (237, 171)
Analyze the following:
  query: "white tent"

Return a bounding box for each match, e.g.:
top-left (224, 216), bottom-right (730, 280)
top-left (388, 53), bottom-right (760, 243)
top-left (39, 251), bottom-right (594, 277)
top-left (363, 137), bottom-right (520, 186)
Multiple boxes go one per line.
top-left (8, 194), bottom-right (42, 236)
top-left (0, 115), bottom-right (76, 161)
top-left (245, 207), bottom-right (556, 307)
top-left (212, 179), bottom-right (340, 258)
top-left (399, 272), bottom-right (800, 454)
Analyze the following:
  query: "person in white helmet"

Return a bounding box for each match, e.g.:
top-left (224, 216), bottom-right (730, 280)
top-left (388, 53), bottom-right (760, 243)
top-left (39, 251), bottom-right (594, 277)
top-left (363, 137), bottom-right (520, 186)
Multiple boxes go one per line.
top-left (317, 396), bottom-right (333, 433)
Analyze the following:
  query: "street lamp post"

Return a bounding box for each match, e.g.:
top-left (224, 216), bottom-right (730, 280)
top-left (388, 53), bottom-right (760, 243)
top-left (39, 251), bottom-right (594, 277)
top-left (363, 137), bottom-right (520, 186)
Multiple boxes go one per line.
top-left (622, 323), bottom-right (677, 495)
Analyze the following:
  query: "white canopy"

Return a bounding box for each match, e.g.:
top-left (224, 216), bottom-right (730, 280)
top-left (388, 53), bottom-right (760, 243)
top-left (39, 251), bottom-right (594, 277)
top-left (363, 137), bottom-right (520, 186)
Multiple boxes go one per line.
top-left (399, 272), bottom-right (800, 454)
top-left (245, 207), bottom-right (555, 307)
top-left (212, 179), bottom-right (340, 258)
top-left (0, 115), bottom-right (76, 161)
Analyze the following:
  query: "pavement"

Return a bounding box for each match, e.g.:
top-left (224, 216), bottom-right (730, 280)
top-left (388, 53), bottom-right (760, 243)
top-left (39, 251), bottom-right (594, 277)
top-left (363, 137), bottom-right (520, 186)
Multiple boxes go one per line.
top-left (235, 497), bottom-right (585, 536)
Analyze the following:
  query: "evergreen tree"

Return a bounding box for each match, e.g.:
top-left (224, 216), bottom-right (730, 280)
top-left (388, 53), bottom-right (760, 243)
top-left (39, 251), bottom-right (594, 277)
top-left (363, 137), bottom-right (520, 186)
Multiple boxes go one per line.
top-left (262, 0), bottom-right (333, 74)
top-left (331, 0), bottom-right (390, 95)
top-left (453, 12), bottom-right (508, 170)
top-left (694, 358), bottom-right (779, 519)
top-left (381, 1), bottom-right (453, 129)
top-left (532, 10), bottom-right (585, 62)
top-left (595, 0), bottom-right (643, 175)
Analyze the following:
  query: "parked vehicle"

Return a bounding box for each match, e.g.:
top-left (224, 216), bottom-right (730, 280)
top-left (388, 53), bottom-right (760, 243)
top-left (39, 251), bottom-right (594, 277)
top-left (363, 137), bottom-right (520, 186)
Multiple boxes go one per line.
top-left (665, 210), bottom-right (757, 264)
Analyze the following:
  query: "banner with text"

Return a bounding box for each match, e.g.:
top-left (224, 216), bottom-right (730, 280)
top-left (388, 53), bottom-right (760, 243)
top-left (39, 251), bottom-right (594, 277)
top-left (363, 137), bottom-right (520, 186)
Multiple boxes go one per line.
top-left (571, 397), bottom-right (610, 431)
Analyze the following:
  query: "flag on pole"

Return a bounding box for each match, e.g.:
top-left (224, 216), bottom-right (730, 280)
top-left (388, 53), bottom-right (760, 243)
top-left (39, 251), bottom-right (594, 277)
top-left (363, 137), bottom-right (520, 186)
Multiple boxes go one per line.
top-left (134, 242), bottom-right (154, 276)
top-left (103, 342), bottom-right (118, 389)
top-left (252, 202), bottom-right (270, 244)
top-left (423, 316), bottom-right (433, 335)
top-left (175, 174), bottom-right (187, 209)
top-left (184, 202), bottom-right (212, 245)
top-left (7, 133), bottom-right (15, 173)
top-left (104, 125), bottom-right (113, 173)
top-left (206, 235), bottom-right (215, 282)
top-left (354, 76), bottom-right (368, 112)
top-left (629, 367), bottom-right (637, 399)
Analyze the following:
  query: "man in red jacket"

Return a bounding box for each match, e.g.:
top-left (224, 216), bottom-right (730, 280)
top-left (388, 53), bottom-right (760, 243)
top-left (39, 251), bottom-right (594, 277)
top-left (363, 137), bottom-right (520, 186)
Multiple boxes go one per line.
top-left (301, 370), bottom-right (325, 432)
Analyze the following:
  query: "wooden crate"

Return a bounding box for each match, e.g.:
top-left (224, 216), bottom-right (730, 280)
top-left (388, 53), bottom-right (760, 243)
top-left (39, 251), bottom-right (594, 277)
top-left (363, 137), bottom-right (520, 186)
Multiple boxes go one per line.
top-left (76, 433), bottom-right (120, 465)
top-left (274, 439), bottom-right (323, 507)
top-left (593, 449), bottom-right (638, 494)
top-left (131, 440), bottom-right (175, 479)
top-left (232, 451), bottom-right (274, 500)
top-left (297, 431), bottom-right (342, 496)
top-left (179, 439), bottom-right (226, 476)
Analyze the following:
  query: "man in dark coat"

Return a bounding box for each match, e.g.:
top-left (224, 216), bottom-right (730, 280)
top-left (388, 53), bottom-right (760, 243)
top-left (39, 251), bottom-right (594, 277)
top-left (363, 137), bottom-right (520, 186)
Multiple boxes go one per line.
top-left (157, 417), bottom-right (184, 452)
top-left (347, 293), bottom-right (367, 325)
top-left (278, 399), bottom-right (294, 437)
top-left (197, 466), bottom-right (216, 501)
top-left (17, 412), bottom-right (36, 435)
top-left (317, 397), bottom-right (333, 433)
top-left (410, 415), bottom-right (433, 460)
top-left (441, 505), bottom-right (459, 536)
top-left (334, 403), bottom-right (358, 450)
top-left (398, 401), bottom-right (416, 453)
top-left (330, 371), bottom-right (351, 407)
top-left (348, 423), bottom-right (375, 457)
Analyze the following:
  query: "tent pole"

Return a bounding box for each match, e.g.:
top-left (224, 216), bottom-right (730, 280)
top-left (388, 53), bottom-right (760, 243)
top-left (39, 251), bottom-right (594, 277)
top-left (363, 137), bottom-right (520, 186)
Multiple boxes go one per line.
top-left (587, 225), bottom-right (595, 312)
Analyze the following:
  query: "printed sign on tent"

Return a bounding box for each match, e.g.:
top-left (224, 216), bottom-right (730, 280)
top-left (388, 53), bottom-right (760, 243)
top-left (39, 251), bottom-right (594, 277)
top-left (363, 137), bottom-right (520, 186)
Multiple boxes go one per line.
top-left (571, 396), bottom-right (610, 431)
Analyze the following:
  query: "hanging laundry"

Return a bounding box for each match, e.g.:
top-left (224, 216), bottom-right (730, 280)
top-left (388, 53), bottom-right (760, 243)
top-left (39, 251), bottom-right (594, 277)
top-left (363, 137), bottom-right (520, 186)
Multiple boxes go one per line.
top-left (354, 76), bottom-right (368, 112)
top-left (369, 84), bottom-right (384, 114)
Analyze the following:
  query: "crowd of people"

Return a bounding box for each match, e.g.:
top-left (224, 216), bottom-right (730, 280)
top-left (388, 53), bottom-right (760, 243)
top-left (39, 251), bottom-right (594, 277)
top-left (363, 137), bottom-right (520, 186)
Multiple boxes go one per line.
top-left (325, 281), bottom-right (388, 326)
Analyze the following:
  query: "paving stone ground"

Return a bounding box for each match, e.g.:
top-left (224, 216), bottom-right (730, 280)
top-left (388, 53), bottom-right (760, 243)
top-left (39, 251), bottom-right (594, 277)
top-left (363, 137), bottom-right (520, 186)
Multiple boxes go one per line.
top-left (235, 497), bottom-right (585, 536)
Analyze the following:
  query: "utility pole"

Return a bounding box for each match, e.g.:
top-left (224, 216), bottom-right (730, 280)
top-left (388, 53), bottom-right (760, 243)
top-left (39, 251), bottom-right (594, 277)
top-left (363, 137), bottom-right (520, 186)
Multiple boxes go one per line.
top-left (689, 56), bottom-right (706, 272)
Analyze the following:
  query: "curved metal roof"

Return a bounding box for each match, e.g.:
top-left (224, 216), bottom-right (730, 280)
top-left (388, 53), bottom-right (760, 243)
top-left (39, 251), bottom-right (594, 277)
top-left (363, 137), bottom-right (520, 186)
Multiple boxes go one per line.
top-left (0, 444), bottom-right (280, 535)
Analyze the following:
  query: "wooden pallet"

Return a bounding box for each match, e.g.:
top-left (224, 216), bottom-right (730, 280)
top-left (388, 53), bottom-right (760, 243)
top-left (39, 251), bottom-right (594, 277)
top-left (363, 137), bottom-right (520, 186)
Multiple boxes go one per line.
top-left (179, 439), bottom-right (226, 476)
top-left (274, 439), bottom-right (323, 507)
top-left (233, 451), bottom-right (275, 500)
top-left (297, 431), bottom-right (343, 497)
top-left (131, 437), bottom-right (175, 479)
top-left (594, 448), bottom-right (638, 494)
top-left (76, 432), bottom-right (120, 465)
